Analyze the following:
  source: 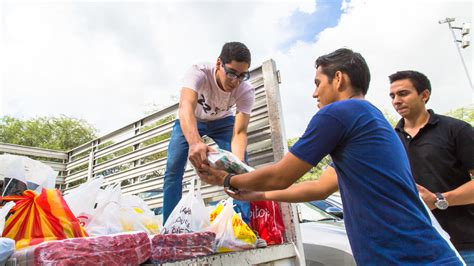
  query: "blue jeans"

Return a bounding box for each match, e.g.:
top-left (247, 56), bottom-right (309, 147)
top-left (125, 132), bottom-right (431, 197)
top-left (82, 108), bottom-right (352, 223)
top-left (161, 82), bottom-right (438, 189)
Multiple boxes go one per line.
top-left (460, 249), bottom-right (474, 265)
top-left (162, 116), bottom-right (250, 224)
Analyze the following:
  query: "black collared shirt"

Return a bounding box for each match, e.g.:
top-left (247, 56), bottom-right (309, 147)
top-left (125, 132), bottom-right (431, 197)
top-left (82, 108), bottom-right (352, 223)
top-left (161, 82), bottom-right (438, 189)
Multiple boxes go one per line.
top-left (395, 109), bottom-right (474, 250)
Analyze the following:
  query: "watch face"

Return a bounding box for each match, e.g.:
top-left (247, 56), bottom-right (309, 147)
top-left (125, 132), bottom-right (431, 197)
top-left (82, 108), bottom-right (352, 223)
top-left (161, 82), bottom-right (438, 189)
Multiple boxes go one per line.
top-left (435, 200), bottom-right (448, 210)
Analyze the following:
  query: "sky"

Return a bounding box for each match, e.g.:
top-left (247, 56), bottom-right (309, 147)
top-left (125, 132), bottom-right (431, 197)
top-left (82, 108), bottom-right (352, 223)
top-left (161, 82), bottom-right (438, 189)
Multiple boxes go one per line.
top-left (1, 0), bottom-right (472, 139)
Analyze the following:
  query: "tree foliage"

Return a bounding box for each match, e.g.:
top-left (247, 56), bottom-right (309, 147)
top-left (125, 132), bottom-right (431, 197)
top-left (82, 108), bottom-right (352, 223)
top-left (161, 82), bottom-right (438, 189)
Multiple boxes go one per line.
top-left (445, 105), bottom-right (473, 125)
top-left (287, 137), bottom-right (332, 183)
top-left (382, 110), bottom-right (399, 127)
top-left (0, 115), bottom-right (97, 150)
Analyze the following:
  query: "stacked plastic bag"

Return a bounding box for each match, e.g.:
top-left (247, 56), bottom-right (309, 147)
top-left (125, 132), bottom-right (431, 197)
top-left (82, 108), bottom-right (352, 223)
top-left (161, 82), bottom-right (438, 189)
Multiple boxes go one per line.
top-left (63, 177), bottom-right (161, 236)
top-left (0, 155), bottom-right (161, 265)
top-left (0, 151), bottom-right (281, 264)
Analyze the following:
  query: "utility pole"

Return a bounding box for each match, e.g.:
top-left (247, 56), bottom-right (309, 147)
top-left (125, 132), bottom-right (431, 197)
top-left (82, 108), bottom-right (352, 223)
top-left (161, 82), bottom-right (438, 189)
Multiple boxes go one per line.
top-left (439, 17), bottom-right (472, 91)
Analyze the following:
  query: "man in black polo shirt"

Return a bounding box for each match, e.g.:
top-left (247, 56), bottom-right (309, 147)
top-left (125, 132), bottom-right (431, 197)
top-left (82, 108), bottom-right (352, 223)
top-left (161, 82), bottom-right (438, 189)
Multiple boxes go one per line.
top-left (389, 70), bottom-right (474, 264)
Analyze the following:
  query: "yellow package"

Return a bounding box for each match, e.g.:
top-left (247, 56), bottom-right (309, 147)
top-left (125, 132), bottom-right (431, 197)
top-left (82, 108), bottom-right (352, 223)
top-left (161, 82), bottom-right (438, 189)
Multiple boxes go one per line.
top-left (209, 198), bottom-right (256, 253)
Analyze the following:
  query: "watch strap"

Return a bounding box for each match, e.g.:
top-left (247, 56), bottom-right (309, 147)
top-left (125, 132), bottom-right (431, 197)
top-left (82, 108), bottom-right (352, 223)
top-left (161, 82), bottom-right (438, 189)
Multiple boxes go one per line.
top-left (223, 173), bottom-right (239, 193)
top-left (435, 192), bottom-right (444, 201)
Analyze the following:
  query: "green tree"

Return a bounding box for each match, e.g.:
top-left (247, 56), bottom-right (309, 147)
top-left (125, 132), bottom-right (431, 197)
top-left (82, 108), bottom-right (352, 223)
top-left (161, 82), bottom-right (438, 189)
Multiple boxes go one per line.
top-left (287, 137), bottom-right (331, 182)
top-left (0, 115), bottom-right (97, 150)
top-left (445, 105), bottom-right (474, 125)
top-left (383, 109), bottom-right (399, 127)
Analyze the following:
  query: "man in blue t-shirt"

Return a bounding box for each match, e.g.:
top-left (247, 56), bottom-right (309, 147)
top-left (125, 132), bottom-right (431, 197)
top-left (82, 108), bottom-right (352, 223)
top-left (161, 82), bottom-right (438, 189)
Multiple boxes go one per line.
top-left (198, 48), bottom-right (463, 265)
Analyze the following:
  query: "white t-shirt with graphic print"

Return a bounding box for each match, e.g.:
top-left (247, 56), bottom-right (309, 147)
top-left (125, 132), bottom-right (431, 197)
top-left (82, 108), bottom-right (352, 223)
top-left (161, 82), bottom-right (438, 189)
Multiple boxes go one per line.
top-left (181, 63), bottom-right (255, 121)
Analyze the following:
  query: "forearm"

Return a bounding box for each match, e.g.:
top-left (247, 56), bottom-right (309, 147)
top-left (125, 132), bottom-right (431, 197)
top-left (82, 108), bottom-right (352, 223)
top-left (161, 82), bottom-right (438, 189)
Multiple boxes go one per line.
top-left (232, 163), bottom-right (297, 192)
top-left (263, 180), bottom-right (336, 203)
top-left (444, 180), bottom-right (474, 206)
top-left (179, 106), bottom-right (201, 145)
top-left (231, 132), bottom-right (247, 161)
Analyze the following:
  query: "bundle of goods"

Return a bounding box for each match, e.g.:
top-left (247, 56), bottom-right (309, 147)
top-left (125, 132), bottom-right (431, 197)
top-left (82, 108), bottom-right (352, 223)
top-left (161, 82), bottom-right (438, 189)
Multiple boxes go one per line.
top-left (9, 231), bottom-right (151, 265)
top-left (149, 231), bottom-right (216, 263)
top-left (207, 148), bottom-right (253, 174)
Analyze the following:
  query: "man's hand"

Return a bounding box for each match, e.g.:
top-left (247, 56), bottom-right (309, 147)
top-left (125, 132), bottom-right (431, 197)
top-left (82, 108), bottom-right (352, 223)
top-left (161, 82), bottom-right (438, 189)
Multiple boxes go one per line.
top-left (188, 142), bottom-right (210, 169)
top-left (197, 164), bottom-right (229, 186)
top-left (225, 189), bottom-right (265, 201)
top-left (416, 184), bottom-right (437, 210)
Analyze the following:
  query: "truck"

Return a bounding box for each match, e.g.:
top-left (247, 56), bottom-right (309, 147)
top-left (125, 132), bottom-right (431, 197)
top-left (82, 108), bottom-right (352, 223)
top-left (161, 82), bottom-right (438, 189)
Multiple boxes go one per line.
top-left (0, 59), bottom-right (306, 265)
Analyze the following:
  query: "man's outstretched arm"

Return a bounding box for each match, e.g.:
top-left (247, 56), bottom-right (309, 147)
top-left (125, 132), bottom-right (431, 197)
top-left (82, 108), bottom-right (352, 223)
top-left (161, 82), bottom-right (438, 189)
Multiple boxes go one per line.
top-left (230, 166), bottom-right (339, 203)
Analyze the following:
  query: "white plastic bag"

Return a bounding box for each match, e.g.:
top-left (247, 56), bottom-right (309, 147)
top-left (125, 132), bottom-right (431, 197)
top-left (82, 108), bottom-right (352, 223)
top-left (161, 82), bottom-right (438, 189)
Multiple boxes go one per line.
top-left (120, 195), bottom-right (160, 234)
top-left (208, 198), bottom-right (256, 253)
top-left (161, 177), bottom-right (209, 234)
top-left (63, 177), bottom-right (104, 227)
top-left (0, 154), bottom-right (57, 194)
top-left (0, 237), bottom-right (15, 265)
top-left (0, 202), bottom-right (15, 266)
top-left (85, 184), bottom-right (123, 235)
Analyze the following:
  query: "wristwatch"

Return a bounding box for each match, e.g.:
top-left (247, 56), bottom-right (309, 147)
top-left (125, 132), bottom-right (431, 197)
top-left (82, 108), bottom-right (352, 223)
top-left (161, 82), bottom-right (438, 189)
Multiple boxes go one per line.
top-left (223, 173), bottom-right (239, 194)
top-left (434, 192), bottom-right (448, 210)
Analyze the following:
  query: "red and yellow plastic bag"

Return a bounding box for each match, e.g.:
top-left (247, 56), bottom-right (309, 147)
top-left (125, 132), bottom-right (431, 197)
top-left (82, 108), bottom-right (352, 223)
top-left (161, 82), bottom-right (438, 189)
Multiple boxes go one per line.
top-left (1, 189), bottom-right (88, 249)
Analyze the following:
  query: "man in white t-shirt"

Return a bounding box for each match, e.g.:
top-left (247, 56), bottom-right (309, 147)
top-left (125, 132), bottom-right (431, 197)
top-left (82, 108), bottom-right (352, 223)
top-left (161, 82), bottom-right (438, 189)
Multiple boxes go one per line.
top-left (162, 42), bottom-right (254, 224)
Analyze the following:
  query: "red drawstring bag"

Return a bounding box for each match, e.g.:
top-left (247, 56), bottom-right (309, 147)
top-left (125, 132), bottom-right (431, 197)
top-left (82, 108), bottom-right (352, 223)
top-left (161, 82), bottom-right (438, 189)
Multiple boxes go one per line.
top-left (249, 201), bottom-right (285, 245)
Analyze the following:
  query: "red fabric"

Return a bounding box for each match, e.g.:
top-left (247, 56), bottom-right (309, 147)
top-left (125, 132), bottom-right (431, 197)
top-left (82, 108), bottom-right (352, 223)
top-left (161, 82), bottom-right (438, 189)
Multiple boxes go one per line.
top-left (250, 201), bottom-right (285, 245)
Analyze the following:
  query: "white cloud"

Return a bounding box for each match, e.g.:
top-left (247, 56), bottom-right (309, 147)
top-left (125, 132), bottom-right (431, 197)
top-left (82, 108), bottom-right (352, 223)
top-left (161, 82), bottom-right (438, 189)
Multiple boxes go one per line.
top-left (277, 0), bottom-right (473, 137)
top-left (1, 0), bottom-right (472, 141)
top-left (1, 1), bottom-right (315, 134)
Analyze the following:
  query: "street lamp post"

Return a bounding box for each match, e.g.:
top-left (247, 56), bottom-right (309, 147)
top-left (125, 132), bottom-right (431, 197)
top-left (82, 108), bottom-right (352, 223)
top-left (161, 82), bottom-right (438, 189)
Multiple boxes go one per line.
top-left (439, 17), bottom-right (473, 91)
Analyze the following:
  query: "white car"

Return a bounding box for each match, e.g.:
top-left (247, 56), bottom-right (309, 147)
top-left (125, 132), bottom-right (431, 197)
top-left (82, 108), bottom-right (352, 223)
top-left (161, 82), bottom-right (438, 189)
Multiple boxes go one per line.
top-left (297, 195), bottom-right (355, 266)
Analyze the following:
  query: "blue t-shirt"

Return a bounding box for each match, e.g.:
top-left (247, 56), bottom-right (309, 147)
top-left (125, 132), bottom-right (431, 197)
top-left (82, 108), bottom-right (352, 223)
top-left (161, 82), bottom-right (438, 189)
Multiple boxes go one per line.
top-left (290, 99), bottom-right (461, 265)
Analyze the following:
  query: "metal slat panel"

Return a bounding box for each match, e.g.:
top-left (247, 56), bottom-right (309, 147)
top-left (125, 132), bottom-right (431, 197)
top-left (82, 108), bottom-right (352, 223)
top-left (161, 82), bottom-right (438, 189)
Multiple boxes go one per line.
top-left (92, 140), bottom-right (168, 173)
top-left (0, 143), bottom-right (68, 159)
top-left (66, 156), bottom-right (89, 171)
top-left (68, 145), bottom-right (93, 160)
top-left (102, 159), bottom-right (165, 185)
top-left (94, 121), bottom-right (174, 159)
top-left (64, 171), bottom-right (88, 184)
top-left (41, 161), bottom-right (67, 171)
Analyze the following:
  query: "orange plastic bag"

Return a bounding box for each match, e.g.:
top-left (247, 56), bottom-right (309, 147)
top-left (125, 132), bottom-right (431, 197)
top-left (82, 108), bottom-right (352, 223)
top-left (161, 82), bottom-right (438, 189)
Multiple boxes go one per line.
top-left (1, 189), bottom-right (88, 249)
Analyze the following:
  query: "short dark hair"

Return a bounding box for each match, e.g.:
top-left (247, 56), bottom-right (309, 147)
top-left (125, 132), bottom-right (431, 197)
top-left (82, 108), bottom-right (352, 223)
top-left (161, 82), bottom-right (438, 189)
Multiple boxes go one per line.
top-left (315, 48), bottom-right (371, 95)
top-left (388, 70), bottom-right (432, 98)
top-left (219, 42), bottom-right (251, 66)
